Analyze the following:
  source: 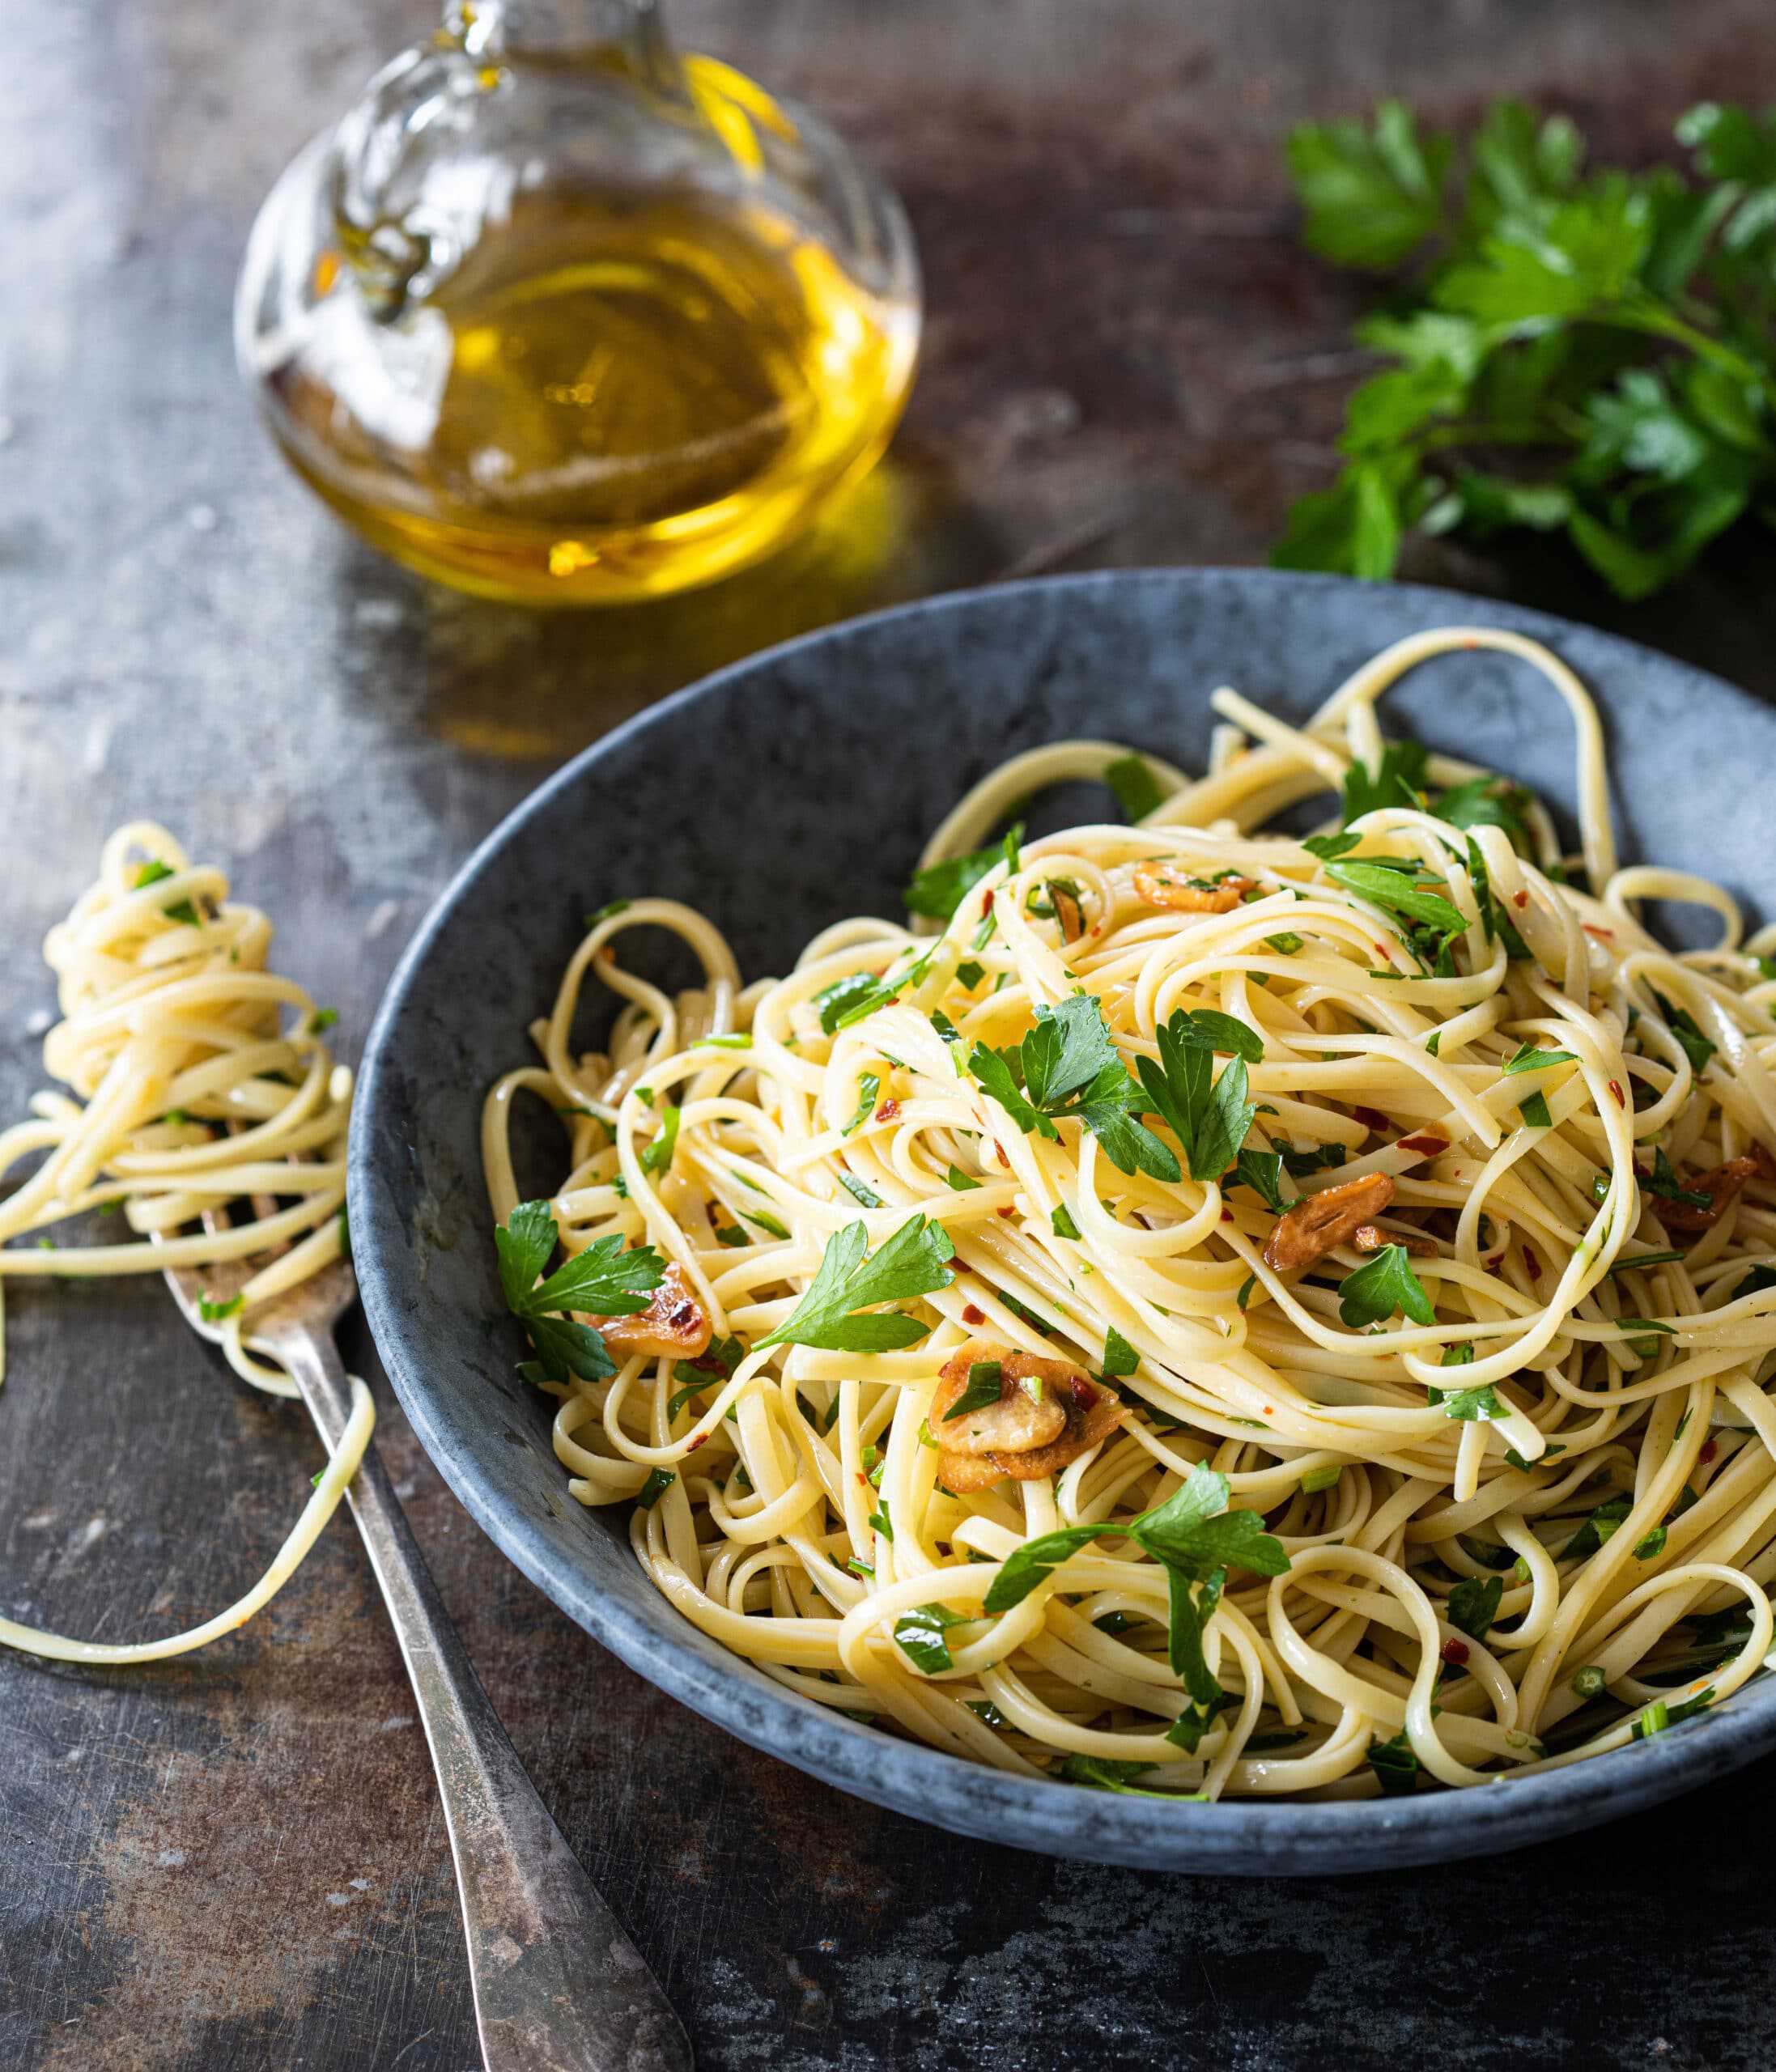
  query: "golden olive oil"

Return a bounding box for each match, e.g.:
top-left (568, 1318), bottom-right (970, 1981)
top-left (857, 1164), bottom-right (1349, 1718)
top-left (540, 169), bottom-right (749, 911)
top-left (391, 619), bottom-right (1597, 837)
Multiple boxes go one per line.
top-left (273, 185), bottom-right (917, 605)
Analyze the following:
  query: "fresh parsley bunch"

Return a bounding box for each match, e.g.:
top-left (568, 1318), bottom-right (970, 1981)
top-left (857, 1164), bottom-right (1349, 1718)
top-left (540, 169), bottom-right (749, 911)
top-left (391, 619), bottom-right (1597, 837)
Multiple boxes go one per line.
top-left (1277, 98), bottom-right (1776, 598)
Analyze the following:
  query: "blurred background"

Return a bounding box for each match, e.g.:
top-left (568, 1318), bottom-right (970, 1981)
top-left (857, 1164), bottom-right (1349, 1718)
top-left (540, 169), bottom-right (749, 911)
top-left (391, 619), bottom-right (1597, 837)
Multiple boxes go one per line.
top-left (6, 5), bottom-right (1776, 2069)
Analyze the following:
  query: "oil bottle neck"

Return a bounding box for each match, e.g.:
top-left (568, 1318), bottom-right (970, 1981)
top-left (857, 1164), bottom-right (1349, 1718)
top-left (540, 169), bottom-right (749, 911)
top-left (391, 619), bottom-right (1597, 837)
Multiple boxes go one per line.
top-left (451, 0), bottom-right (676, 69)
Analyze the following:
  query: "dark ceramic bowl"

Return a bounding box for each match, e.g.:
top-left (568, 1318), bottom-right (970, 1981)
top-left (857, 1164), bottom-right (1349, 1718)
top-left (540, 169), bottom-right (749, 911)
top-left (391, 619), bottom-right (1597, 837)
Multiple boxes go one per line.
top-left (350, 569), bottom-right (1776, 1873)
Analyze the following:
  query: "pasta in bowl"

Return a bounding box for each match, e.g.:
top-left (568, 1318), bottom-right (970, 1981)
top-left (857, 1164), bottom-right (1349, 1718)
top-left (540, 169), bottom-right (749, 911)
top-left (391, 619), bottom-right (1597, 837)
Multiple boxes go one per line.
top-left (478, 625), bottom-right (1776, 1807)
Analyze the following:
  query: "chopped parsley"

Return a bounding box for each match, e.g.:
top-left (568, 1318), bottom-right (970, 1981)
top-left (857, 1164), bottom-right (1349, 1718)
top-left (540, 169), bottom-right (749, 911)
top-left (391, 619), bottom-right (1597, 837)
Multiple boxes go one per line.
top-left (1564, 1495), bottom-right (1632, 1560)
top-left (1505, 1440), bottom-right (1565, 1471)
top-left (1619, 1314), bottom-right (1675, 1361)
top-left (1434, 775), bottom-right (1533, 850)
top-left (943, 1360), bottom-right (1005, 1422)
top-left (1427, 1379), bottom-right (1506, 1422)
top-left (1231, 1148), bottom-right (1285, 1212)
top-left (1502, 1042), bottom-right (1576, 1074)
top-left (843, 1072), bottom-right (881, 1136)
top-left (639, 1101), bottom-right (681, 1175)
top-left (1098, 1325), bottom-right (1139, 1382)
top-left (1000, 1291), bottom-right (1056, 1338)
top-left (636, 1467), bottom-right (675, 1509)
top-left (1651, 990), bottom-right (1717, 1077)
top-left (1342, 738), bottom-right (1429, 822)
top-left (1604, 1250), bottom-right (1684, 1279)
top-left (1056, 1754), bottom-right (1202, 1799)
top-left (1326, 857), bottom-right (1465, 944)
top-left (903, 825), bottom-right (1024, 923)
top-left (970, 994), bottom-right (1181, 1182)
top-left (495, 1202), bottom-right (665, 1383)
top-left (755, 1216), bottom-right (954, 1353)
top-left (814, 972), bottom-right (882, 1034)
top-left (1367, 1730), bottom-right (1418, 1796)
top-left (1105, 752), bottom-right (1168, 822)
top-left (893, 1602), bottom-right (971, 1674)
top-left (984, 1465), bottom-right (1290, 1742)
top-left (1338, 1244), bottom-right (1434, 1327)
top-left (1132, 1009), bottom-right (1262, 1184)
top-left (1642, 1147), bottom-right (1711, 1211)
top-left (1447, 1573), bottom-right (1503, 1641)
top-left (134, 858), bottom-right (202, 927)
top-left (1281, 1141), bottom-right (1348, 1178)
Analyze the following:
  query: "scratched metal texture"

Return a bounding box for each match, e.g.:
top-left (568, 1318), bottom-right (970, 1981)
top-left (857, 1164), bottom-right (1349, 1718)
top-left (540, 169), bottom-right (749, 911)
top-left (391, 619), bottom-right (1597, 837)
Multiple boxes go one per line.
top-left (6, 3), bottom-right (1776, 2068)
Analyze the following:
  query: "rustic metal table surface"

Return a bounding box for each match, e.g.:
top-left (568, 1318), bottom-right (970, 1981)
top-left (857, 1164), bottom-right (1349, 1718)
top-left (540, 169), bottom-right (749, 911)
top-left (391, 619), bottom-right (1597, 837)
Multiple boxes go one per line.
top-left (7, 4), bottom-right (1776, 2068)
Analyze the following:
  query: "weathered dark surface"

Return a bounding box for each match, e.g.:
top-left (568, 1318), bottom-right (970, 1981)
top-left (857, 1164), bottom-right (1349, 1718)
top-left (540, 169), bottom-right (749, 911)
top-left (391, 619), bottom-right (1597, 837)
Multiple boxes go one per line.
top-left (6, 4), bottom-right (1776, 2068)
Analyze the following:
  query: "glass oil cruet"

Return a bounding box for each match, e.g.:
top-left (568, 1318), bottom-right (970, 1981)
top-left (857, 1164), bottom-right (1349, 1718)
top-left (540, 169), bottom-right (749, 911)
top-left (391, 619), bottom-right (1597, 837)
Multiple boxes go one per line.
top-left (236, 0), bottom-right (921, 605)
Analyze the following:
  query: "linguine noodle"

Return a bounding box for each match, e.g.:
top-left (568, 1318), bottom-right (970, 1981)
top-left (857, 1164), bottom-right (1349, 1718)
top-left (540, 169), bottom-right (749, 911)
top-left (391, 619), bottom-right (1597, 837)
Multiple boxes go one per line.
top-left (0, 824), bottom-right (370, 1664)
top-left (485, 628), bottom-right (1776, 1802)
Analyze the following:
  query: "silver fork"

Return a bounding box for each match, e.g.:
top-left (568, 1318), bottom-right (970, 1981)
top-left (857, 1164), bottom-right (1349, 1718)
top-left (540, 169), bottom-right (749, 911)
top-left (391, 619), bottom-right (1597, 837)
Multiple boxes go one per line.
top-left (164, 1223), bottom-right (693, 2072)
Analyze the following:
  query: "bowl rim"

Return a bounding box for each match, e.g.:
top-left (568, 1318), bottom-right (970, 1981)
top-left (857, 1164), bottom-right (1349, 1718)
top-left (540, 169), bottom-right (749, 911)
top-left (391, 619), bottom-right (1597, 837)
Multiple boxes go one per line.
top-left (349, 566), bottom-right (1776, 1871)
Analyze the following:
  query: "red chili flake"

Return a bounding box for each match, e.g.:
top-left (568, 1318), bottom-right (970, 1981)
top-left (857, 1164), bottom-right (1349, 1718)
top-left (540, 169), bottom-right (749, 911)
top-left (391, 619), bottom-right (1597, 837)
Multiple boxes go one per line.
top-left (1512, 890), bottom-right (1529, 910)
top-left (1441, 1637), bottom-right (1471, 1667)
top-left (980, 888), bottom-right (995, 917)
top-left (1583, 923), bottom-right (1614, 940)
top-left (962, 1302), bottom-right (985, 1326)
top-left (686, 1433), bottom-right (707, 1453)
top-left (1374, 943), bottom-right (1391, 960)
top-left (1523, 1247), bottom-right (1541, 1280)
top-left (996, 1205), bottom-right (1014, 1219)
top-left (1071, 1376), bottom-right (1099, 1409)
top-left (1608, 1079), bottom-right (1625, 1108)
top-left (874, 1099), bottom-right (901, 1123)
top-left (1397, 1132), bottom-right (1448, 1157)
top-left (996, 1145), bottom-right (1011, 1169)
top-left (1700, 1439), bottom-right (1719, 1466)
top-left (1351, 1105), bottom-right (1391, 1133)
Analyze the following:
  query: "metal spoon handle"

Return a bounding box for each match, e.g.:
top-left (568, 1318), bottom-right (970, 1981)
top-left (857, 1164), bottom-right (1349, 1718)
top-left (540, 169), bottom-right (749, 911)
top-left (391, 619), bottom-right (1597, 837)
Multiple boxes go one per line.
top-left (275, 1326), bottom-right (693, 2072)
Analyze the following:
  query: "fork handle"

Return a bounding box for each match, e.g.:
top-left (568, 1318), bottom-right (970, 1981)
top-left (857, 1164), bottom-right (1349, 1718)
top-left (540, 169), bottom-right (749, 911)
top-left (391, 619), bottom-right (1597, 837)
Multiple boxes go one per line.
top-left (276, 1327), bottom-right (693, 2072)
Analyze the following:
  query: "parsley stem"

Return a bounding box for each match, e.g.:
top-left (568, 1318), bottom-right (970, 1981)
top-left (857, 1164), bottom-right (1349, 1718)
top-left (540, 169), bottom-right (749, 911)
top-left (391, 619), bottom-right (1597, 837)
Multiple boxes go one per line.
top-left (1609, 298), bottom-right (1765, 387)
